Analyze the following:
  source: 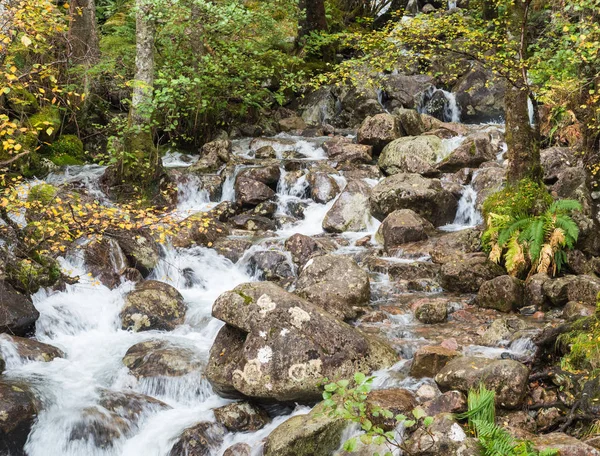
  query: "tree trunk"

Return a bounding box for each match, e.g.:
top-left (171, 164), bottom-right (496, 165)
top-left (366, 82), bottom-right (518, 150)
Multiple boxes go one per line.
top-left (298, 0), bottom-right (327, 40)
top-left (504, 0), bottom-right (542, 184)
top-left (482, 0), bottom-right (498, 20)
top-left (69, 0), bottom-right (100, 64)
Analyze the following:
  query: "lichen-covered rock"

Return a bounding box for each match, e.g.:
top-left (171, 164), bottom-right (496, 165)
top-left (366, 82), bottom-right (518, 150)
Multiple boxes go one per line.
top-left (213, 238), bottom-right (253, 263)
top-left (471, 166), bottom-right (505, 208)
top-left (370, 173), bottom-right (457, 226)
top-left (111, 229), bottom-right (161, 277)
top-left (413, 299), bottom-right (448, 324)
top-left (213, 402), bottom-right (270, 432)
top-left (436, 133), bottom-right (496, 173)
top-left (120, 280), bottom-right (186, 332)
top-left (532, 433), bottom-right (600, 456)
top-left (169, 421), bottom-right (226, 456)
top-left (231, 213), bottom-right (276, 232)
top-left (477, 275), bottom-right (524, 312)
top-left (366, 388), bottom-right (416, 431)
top-left (238, 165), bottom-right (281, 187)
top-left (383, 74), bottom-right (435, 110)
top-left (0, 380), bottom-right (39, 456)
top-left (481, 317), bottom-right (526, 346)
top-left (323, 138), bottom-right (373, 164)
top-left (263, 401), bottom-right (346, 456)
top-left (0, 334), bottom-right (63, 363)
top-left (524, 273), bottom-right (550, 309)
top-left (435, 356), bottom-right (529, 408)
top-left (0, 281), bottom-right (39, 336)
top-left (543, 274), bottom-right (600, 306)
top-left (284, 234), bottom-right (331, 266)
top-left (422, 390), bottom-right (467, 416)
top-left (410, 345), bottom-right (461, 378)
top-left (378, 136), bottom-right (442, 175)
top-left (122, 339), bottom-right (204, 379)
top-left (235, 176), bottom-right (276, 206)
top-left (375, 209), bottom-right (435, 252)
top-left (246, 250), bottom-right (294, 283)
top-left (541, 147), bottom-right (576, 184)
top-left (429, 228), bottom-right (482, 264)
top-left (405, 413), bottom-right (481, 456)
top-left (357, 113), bottom-right (403, 154)
top-left (307, 172), bottom-right (340, 204)
top-left (441, 254), bottom-right (505, 293)
top-left (206, 282), bottom-right (398, 401)
top-left (295, 254), bottom-right (370, 320)
top-left (323, 180), bottom-right (371, 233)
top-left (394, 108), bottom-right (426, 136)
top-left (172, 211), bottom-right (230, 248)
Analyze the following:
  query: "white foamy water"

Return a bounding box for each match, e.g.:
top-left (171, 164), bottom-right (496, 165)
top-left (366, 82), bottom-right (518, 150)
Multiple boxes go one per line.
top-left (162, 151), bottom-right (199, 168)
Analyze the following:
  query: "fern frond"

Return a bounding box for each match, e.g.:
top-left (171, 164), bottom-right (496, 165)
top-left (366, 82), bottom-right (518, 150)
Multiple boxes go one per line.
top-left (524, 219), bottom-right (545, 262)
top-left (555, 214), bottom-right (579, 244)
top-left (505, 233), bottom-right (526, 276)
top-left (498, 218), bottom-right (530, 247)
top-left (548, 199), bottom-right (582, 214)
top-left (537, 244), bottom-right (554, 275)
top-left (489, 243), bottom-right (502, 263)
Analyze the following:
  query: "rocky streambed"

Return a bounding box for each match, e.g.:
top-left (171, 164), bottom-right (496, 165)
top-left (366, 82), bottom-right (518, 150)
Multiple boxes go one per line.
top-left (1, 109), bottom-right (600, 456)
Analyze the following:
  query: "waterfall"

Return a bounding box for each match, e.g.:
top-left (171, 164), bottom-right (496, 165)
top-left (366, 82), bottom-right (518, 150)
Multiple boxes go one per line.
top-left (417, 86), bottom-right (461, 123)
top-left (448, 0), bottom-right (457, 8)
top-left (527, 96), bottom-right (535, 126)
top-left (440, 175), bottom-right (483, 232)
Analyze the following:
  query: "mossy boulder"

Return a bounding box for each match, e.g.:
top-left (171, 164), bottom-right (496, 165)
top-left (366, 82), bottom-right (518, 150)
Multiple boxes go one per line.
top-left (27, 184), bottom-right (58, 205)
top-left (482, 178), bottom-right (552, 221)
top-left (48, 135), bottom-right (85, 166)
top-left (6, 257), bottom-right (62, 295)
top-left (27, 106), bottom-right (61, 142)
top-left (6, 87), bottom-right (39, 116)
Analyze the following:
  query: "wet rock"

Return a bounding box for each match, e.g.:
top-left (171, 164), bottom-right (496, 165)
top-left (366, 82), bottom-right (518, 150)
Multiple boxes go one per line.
top-left (206, 282), bottom-right (398, 401)
top-left (0, 281), bottom-right (39, 336)
top-left (323, 138), bottom-right (373, 164)
top-left (264, 401), bottom-right (345, 456)
top-left (300, 87), bottom-right (336, 126)
top-left (307, 172), bottom-right (340, 204)
top-left (413, 299), bottom-right (448, 324)
top-left (235, 176), bottom-right (276, 206)
top-left (296, 254), bottom-right (370, 320)
top-left (279, 116), bottom-right (307, 132)
top-left (120, 280), bottom-right (186, 332)
top-left (111, 229), bottom-right (161, 277)
top-left (543, 275), bottom-right (600, 306)
top-left (212, 238), bottom-right (253, 263)
top-left (172, 211), bottom-right (230, 249)
top-left (247, 250), bottom-right (294, 283)
top-left (0, 334), bottom-right (64, 362)
top-left (471, 166), bottom-right (505, 208)
top-left (238, 165), bottom-right (281, 187)
top-left (123, 339), bottom-right (204, 379)
top-left (387, 262), bottom-right (441, 281)
top-left (532, 432), bottom-right (600, 456)
top-left (169, 421), bottom-right (226, 456)
top-left (378, 136), bottom-right (441, 176)
top-left (524, 273), bottom-right (550, 309)
top-left (284, 234), bottom-right (331, 266)
top-left (481, 317), bottom-right (527, 346)
top-left (477, 275), bottom-right (524, 312)
top-left (370, 173), bottom-right (458, 225)
top-left (441, 254), bottom-right (505, 293)
top-left (410, 345), bottom-right (461, 378)
top-left (84, 237), bottom-right (128, 289)
top-left (255, 145), bottom-right (276, 159)
top-left (435, 356), bottom-right (529, 408)
top-left (375, 209), bottom-right (435, 252)
top-left (189, 139), bottom-right (232, 173)
top-left (231, 214), bottom-right (276, 232)
top-left (429, 228), bottom-right (482, 264)
top-left (422, 390), bottom-right (467, 416)
top-left (383, 74), bottom-right (435, 110)
top-left (395, 108), bottom-right (426, 136)
top-left (436, 133), bottom-right (496, 173)
top-left (356, 113), bottom-right (403, 154)
top-left (0, 380), bottom-right (39, 456)
top-left (366, 388), bottom-right (417, 431)
top-left (323, 180), bottom-right (371, 233)
top-left (563, 301), bottom-right (595, 320)
top-left (541, 147), bottom-right (576, 184)
top-left (248, 199), bottom-right (278, 217)
top-left (335, 85), bottom-right (384, 128)
top-left (213, 402), bottom-right (270, 432)
top-left (453, 67), bottom-right (505, 123)
top-left (405, 413), bottom-right (481, 456)
top-left (223, 443), bottom-right (252, 456)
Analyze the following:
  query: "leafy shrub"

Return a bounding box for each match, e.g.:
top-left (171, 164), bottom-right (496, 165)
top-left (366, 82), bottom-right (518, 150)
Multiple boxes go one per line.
top-left (482, 179), bottom-right (553, 221)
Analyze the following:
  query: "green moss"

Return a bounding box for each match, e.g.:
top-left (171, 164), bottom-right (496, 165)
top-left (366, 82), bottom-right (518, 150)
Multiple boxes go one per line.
top-left (47, 135), bottom-right (85, 166)
top-left (27, 106), bottom-right (61, 142)
top-left (27, 184), bottom-right (57, 205)
top-left (482, 178), bottom-right (552, 221)
top-left (6, 87), bottom-right (39, 115)
top-left (236, 291), bottom-right (254, 305)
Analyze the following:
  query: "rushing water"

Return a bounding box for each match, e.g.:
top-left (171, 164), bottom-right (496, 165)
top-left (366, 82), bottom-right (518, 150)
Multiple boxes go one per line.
top-left (4, 129), bottom-right (514, 455)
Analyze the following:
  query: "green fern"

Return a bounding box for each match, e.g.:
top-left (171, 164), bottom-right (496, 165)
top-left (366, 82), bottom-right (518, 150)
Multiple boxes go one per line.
top-left (548, 199), bottom-right (582, 214)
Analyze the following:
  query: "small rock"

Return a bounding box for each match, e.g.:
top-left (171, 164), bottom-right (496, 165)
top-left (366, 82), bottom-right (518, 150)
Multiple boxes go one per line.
top-left (323, 180), bottom-right (371, 233)
top-left (214, 402), bottom-right (270, 432)
top-left (422, 390), bottom-right (467, 416)
top-left (375, 209), bottom-right (435, 252)
top-left (563, 301), bottom-right (595, 320)
top-left (441, 254), bottom-right (505, 293)
top-left (366, 388), bottom-right (417, 431)
top-left (123, 339), bottom-right (204, 379)
top-left (223, 443), bottom-right (252, 456)
top-left (413, 299), bottom-right (448, 324)
top-left (307, 172), bottom-right (340, 204)
top-left (477, 275), bottom-right (524, 312)
top-left (410, 345), bottom-right (461, 378)
top-left (169, 421), bottom-right (226, 456)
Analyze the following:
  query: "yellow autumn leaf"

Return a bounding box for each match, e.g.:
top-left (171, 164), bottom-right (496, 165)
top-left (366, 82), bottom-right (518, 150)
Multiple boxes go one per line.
top-left (21, 35), bottom-right (32, 47)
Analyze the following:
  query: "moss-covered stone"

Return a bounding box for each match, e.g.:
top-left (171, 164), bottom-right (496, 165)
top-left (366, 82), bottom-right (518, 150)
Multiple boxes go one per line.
top-left (6, 87), bottom-right (39, 116)
top-left (27, 184), bottom-right (58, 205)
top-left (27, 106), bottom-right (61, 142)
top-left (482, 178), bottom-right (553, 220)
top-left (6, 257), bottom-right (62, 295)
top-left (48, 135), bottom-right (85, 166)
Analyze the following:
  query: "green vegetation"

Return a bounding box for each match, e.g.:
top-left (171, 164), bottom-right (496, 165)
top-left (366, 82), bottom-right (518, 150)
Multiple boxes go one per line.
top-left (482, 179), bottom-right (581, 277)
top-left (47, 135), bottom-right (86, 166)
top-left (559, 296), bottom-right (600, 376)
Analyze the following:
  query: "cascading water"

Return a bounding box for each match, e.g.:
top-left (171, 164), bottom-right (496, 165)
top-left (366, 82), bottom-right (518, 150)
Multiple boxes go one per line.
top-left (440, 172), bottom-right (483, 232)
top-left (417, 86), bottom-right (461, 123)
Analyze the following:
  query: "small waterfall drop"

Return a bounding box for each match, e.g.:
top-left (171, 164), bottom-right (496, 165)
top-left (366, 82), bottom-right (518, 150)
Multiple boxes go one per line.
top-left (417, 87), bottom-right (461, 123)
top-left (440, 174), bottom-right (483, 232)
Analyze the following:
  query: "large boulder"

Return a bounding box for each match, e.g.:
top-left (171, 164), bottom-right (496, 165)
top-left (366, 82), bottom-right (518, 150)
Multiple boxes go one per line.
top-left (246, 250), bottom-right (295, 284)
top-left (382, 74), bottom-right (435, 110)
top-left (120, 280), bottom-right (186, 332)
top-left (552, 167), bottom-right (593, 217)
top-left (441, 254), bottom-right (505, 293)
top-left (413, 299), bottom-right (448, 324)
top-left (111, 229), bottom-right (161, 277)
top-left (429, 228), bottom-right (482, 264)
top-left (541, 147), bottom-right (577, 184)
top-left (0, 334), bottom-right (63, 363)
top-left (394, 108), bottom-right (426, 136)
top-left (307, 172), bottom-right (340, 204)
top-left (323, 180), bottom-right (372, 233)
top-left (263, 401), bottom-right (345, 456)
top-left (206, 282), bottom-right (397, 401)
top-left (471, 167), bottom-right (506, 208)
top-left (435, 356), bottom-right (529, 408)
top-left (213, 402), bottom-right (270, 432)
top-left (300, 87), bottom-right (336, 126)
top-left (0, 281), bottom-right (39, 336)
top-left (357, 113), bottom-right (403, 154)
top-left (323, 138), bottom-right (373, 164)
top-left (405, 413), bottom-right (481, 456)
top-left (410, 345), bottom-right (461, 378)
top-left (189, 139), bottom-right (231, 173)
top-left (122, 339), bottom-right (204, 379)
top-left (235, 176), bottom-right (276, 206)
top-left (453, 67), bottom-right (505, 122)
top-left (0, 380), bottom-right (39, 456)
top-left (295, 254), bottom-right (370, 320)
top-left (543, 274), bottom-right (600, 306)
top-left (436, 133), bottom-right (496, 173)
top-left (532, 433), bottom-right (600, 456)
top-left (83, 237), bottom-right (128, 289)
top-left (284, 234), bottom-right (332, 266)
top-left (169, 421), bottom-right (226, 456)
top-left (375, 209), bottom-right (435, 252)
top-left (172, 211), bottom-right (230, 249)
top-left (370, 173), bottom-right (458, 226)
top-left (477, 275), bottom-right (524, 312)
top-left (378, 136), bottom-right (442, 176)
top-left (366, 388), bottom-right (417, 431)
top-left (238, 165), bottom-right (281, 187)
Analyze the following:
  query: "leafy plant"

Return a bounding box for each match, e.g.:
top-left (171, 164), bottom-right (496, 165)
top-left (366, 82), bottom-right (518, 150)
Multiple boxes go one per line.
top-left (321, 373), bottom-right (433, 456)
top-left (458, 385), bottom-right (558, 456)
top-left (483, 185), bottom-right (581, 278)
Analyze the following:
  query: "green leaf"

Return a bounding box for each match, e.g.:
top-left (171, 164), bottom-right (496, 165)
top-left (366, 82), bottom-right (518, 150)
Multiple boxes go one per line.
top-left (337, 379), bottom-right (350, 388)
top-left (412, 407), bottom-right (426, 420)
top-left (343, 438), bottom-right (357, 452)
top-left (324, 383), bottom-right (337, 392)
top-left (354, 372), bottom-right (366, 384)
top-left (423, 416), bottom-right (434, 427)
